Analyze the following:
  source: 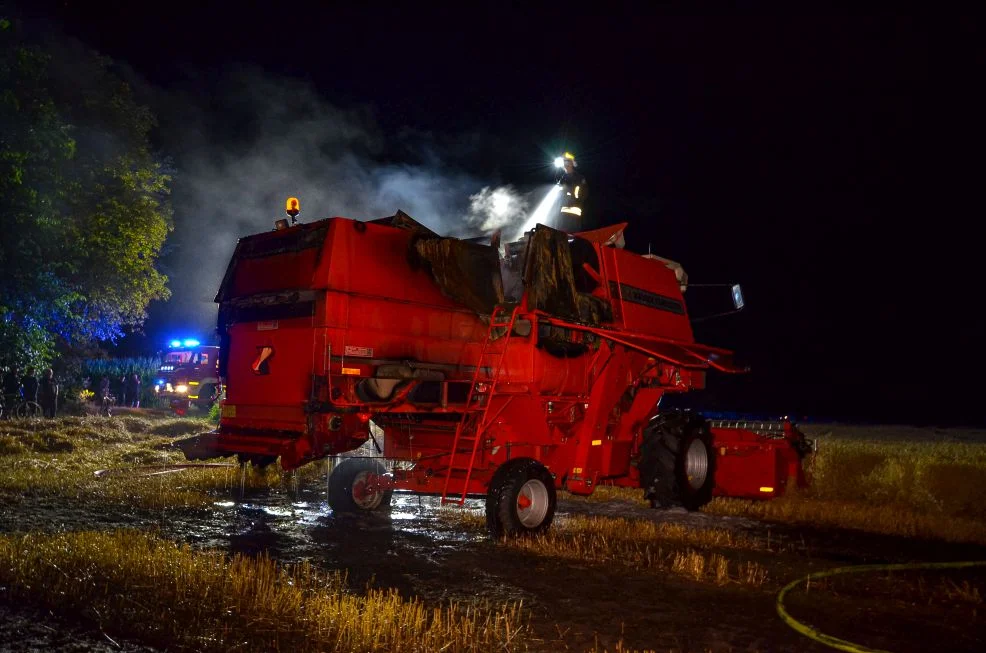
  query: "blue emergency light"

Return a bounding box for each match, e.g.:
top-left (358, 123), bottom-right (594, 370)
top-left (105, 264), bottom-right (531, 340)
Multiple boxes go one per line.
top-left (169, 338), bottom-right (201, 348)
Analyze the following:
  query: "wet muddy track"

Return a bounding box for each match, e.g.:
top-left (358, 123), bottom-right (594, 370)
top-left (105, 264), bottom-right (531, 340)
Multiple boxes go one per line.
top-left (2, 483), bottom-right (985, 652)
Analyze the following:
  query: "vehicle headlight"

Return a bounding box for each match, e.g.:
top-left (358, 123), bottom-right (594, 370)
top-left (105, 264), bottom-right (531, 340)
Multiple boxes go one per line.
top-left (165, 383), bottom-right (174, 392)
top-left (175, 385), bottom-right (189, 394)
top-left (154, 384), bottom-right (160, 393)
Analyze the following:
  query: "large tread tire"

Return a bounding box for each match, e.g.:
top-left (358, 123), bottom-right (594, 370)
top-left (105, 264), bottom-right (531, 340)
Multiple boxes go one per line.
top-left (639, 410), bottom-right (716, 511)
top-left (328, 458), bottom-right (393, 513)
top-left (485, 458), bottom-right (557, 539)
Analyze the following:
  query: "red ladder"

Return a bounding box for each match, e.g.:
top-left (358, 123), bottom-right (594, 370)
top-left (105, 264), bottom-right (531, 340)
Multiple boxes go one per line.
top-left (440, 305), bottom-right (519, 505)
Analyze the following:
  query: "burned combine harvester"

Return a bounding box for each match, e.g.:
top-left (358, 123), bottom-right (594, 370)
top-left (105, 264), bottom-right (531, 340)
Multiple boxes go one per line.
top-left (180, 210), bottom-right (812, 537)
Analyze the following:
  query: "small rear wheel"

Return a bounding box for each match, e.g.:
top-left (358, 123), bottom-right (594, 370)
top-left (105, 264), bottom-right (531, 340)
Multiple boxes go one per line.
top-left (485, 458), bottom-right (557, 539)
top-left (328, 458), bottom-right (393, 512)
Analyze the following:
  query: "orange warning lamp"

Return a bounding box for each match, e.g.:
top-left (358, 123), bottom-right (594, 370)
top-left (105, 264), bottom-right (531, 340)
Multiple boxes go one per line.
top-left (285, 197), bottom-right (300, 219)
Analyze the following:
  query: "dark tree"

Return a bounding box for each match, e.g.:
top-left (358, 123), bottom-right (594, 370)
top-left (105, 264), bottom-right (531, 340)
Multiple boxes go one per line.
top-left (0, 16), bottom-right (173, 369)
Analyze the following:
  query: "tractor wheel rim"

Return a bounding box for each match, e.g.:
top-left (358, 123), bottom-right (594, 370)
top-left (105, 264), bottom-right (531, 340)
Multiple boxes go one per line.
top-left (351, 471), bottom-right (383, 510)
top-left (685, 439), bottom-right (709, 490)
top-left (516, 479), bottom-right (549, 528)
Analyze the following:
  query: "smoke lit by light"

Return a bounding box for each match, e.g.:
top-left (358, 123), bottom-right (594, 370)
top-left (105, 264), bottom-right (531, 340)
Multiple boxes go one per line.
top-left (511, 185), bottom-right (561, 241)
top-left (467, 186), bottom-right (530, 232)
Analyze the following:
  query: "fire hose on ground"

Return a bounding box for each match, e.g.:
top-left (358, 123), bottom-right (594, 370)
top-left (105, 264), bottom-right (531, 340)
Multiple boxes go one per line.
top-left (776, 560), bottom-right (986, 652)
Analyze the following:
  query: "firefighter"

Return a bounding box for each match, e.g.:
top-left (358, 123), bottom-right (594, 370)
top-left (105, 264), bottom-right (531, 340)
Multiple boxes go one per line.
top-left (555, 152), bottom-right (586, 232)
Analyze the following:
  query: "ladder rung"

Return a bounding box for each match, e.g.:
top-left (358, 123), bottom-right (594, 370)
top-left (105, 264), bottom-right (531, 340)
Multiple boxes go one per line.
top-left (442, 306), bottom-right (517, 505)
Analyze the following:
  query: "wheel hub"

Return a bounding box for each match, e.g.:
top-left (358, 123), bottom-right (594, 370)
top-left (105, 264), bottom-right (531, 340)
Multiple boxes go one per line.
top-left (516, 479), bottom-right (549, 527)
top-left (351, 471), bottom-right (384, 510)
top-left (685, 439), bottom-right (709, 490)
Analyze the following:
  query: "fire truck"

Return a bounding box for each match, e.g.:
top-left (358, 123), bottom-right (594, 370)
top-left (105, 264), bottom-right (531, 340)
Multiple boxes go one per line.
top-left (178, 205), bottom-right (812, 537)
top-left (154, 340), bottom-right (221, 413)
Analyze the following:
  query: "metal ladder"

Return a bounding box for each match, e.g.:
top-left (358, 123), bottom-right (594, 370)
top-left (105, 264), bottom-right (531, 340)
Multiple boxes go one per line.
top-left (440, 305), bottom-right (519, 505)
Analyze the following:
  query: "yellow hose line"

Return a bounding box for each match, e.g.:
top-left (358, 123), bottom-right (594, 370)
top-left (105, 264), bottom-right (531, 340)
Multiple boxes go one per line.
top-left (776, 560), bottom-right (986, 653)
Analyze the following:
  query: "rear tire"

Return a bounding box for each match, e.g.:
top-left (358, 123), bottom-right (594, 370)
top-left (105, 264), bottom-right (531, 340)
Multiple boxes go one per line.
top-left (328, 458), bottom-right (393, 513)
top-left (638, 410), bottom-right (716, 511)
top-left (485, 458), bottom-right (557, 539)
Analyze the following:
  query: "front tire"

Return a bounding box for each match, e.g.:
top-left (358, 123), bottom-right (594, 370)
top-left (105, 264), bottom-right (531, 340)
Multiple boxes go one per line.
top-left (638, 410), bottom-right (716, 511)
top-left (328, 458), bottom-right (393, 513)
top-left (485, 458), bottom-right (557, 538)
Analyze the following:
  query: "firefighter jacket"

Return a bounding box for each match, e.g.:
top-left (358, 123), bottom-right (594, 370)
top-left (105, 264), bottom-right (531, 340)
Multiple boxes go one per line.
top-left (559, 170), bottom-right (586, 217)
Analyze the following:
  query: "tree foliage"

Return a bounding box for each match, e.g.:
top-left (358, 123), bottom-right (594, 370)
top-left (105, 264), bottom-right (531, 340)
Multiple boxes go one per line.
top-left (0, 17), bottom-right (173, 370)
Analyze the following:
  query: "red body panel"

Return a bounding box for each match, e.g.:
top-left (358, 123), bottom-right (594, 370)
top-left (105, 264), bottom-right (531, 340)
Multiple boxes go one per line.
top-left (710, 424), bottom-right (811, 499)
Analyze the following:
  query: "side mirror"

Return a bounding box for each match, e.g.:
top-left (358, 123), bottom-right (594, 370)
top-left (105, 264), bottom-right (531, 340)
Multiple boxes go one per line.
top-left (688, 282), bottom-right (747, 323)
top-left (731, 284), bottom-right (745, 311)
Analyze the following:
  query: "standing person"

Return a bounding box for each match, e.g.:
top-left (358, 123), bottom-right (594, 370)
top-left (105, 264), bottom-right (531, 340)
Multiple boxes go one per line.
top-left (98, 376), bottom-right (113, 416)
top-left (555, 152), bottom-right (587, 233)
top-left (3, 367), bottom-right (22, 401)
top-left (126, 373), bottom-right (141, 408)
top-left (39, 368), bottom-right (59, 418)
top-left (118, 375), bottom-right (128, 406)
top-left (21, 368), bottom-right (39, 404)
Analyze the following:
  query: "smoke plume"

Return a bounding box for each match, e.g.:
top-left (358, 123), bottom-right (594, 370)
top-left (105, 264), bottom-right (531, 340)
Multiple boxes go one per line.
top-left (141, 68), bottom-right (538, 338)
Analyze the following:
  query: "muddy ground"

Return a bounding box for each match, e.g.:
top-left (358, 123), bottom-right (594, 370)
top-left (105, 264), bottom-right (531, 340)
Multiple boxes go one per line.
top-left (2, 461), bottom-right (985, 653)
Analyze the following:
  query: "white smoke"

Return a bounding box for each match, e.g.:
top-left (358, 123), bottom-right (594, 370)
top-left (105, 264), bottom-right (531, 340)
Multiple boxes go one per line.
top-left (136, 67), bottom-right (544, 337)
top-left (465, 186), bottom-right (530, 233)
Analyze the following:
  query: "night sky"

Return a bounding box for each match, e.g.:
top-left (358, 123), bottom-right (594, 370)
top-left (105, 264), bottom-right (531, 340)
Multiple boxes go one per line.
top-left (15, 4), bottom-right (980, 426)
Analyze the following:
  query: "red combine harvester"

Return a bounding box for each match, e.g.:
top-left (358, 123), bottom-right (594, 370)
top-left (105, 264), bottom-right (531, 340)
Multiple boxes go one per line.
top-left (179, 207), bottom-right (812, 536)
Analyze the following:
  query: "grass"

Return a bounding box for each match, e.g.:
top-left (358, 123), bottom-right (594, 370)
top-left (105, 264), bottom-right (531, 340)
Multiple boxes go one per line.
top-left (441, 509), bottom-right (770, 587)
top-left (508, 517), bottom-right (771, 587)
top-left (705, 497), bottom-right (986, 545)
top-left (805, 438), bottom-right (986, 518)
top-left (1, 417), bottom-right (983, 651)
top-left (0, 415), bottom-right (277, 510)
top-left (0, 530), bottom-right (527, 652)
top-left (564, 483), bottom-right (650, 507)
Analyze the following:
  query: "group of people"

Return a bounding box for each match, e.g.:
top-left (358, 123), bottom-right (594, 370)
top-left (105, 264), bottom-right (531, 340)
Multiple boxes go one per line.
top-left (96, 374), bottom-right (142, 408)
top-left (1, 367), bottom-right (59, 418)
top-left (1, 367), bottom-right (144, 418)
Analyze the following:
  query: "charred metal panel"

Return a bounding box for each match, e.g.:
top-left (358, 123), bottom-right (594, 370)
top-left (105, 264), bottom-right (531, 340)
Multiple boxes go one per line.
top-left (368, 209), bottom-right (439, 237)
top-left (524, 226), bottom-right (612, 325)
top-left (524, 226), bottom-right (581, 321)
top-left (411, 236), bottom-right (505, 316)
